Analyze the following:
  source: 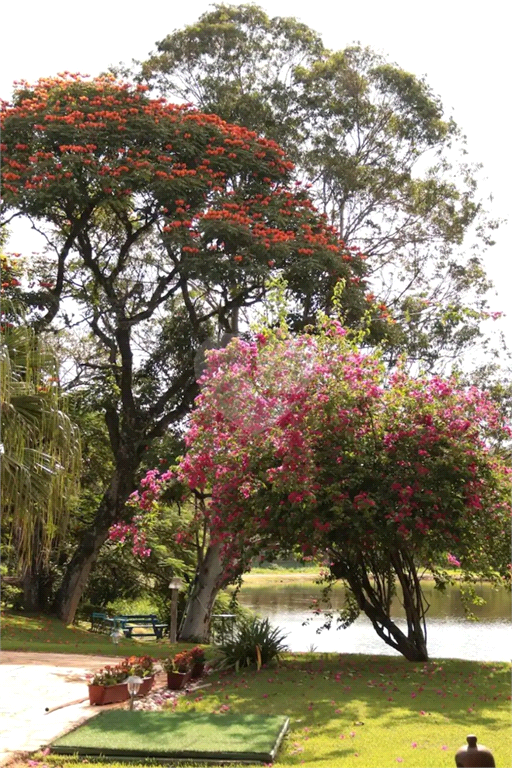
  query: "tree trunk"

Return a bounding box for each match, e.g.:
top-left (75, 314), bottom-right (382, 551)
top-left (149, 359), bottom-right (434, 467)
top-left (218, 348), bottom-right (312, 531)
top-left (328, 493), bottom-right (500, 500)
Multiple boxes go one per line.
top-left (331, 550), bottom-right (429, 662)
top-left (179, 542), bottom-right (225, 642)
top-left (180, 320), bottom-right (239, 640)
top-left (21, 567), bottom-right (48, 613)
top-left (54, 451), bottom-right (139, 624)
top-left (19, 525), bottom-right (55, 613)
top-left (356, 589), bottom-right (429, 661)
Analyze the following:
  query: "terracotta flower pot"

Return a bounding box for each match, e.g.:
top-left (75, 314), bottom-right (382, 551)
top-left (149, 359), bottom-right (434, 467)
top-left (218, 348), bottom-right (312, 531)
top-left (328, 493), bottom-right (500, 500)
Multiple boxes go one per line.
top-left (190, 661), bottom-right (205, 680)
top-left (88, 682), bottom-right (130, 705)
top-left (166, 671), bottom-right (191, 690)
top-left (138, 675), bottom-right (155, 696)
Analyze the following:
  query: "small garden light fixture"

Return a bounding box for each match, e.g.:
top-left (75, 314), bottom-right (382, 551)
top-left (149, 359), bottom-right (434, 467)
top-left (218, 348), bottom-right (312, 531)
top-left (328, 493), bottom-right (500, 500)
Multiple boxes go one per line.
top-left (126, 675), bottom-right (143, 710)
top-left (110, 627), bottom-right (124, 645)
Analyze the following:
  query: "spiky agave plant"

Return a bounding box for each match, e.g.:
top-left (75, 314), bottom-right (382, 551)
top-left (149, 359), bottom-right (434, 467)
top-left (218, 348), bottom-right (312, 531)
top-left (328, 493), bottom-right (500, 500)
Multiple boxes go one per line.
top-left (220, 617), bottom-right (288, 670)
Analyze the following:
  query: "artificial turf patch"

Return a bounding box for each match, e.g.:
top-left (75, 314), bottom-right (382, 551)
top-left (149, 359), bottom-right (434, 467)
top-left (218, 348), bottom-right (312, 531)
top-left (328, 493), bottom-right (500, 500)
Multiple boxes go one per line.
top-left (51, 711), bottom-right (290, 763)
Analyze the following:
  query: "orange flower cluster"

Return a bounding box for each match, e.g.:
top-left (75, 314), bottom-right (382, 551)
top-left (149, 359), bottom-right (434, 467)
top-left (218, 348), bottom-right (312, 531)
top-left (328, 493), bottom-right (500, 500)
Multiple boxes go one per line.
top-left (1, 74), bottom-right (375, 303)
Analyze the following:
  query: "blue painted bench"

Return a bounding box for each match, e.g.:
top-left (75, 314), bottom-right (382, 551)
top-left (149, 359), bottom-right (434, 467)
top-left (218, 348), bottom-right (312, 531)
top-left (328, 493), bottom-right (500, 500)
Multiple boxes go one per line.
top-left (113, 614), bottom-right (168, 639)
top-left (90, 612), bottom-right (117, 633)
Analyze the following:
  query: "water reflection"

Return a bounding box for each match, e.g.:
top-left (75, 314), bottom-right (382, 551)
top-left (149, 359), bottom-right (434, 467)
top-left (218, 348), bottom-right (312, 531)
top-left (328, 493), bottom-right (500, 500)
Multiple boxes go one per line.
top-left (236, 581), bottom-right (511, 661)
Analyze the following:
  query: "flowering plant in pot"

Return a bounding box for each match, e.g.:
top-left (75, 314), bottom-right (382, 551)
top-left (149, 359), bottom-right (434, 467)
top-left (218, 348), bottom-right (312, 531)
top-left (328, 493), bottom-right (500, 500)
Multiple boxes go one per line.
top-left (87, 664), bottom-right (130, 705)
top-left (120, 655), bottom-right (156, 695)
top-left (89, 665), bottom-right (127, 686)
top-left (188, 646), bottom-right (206, 679)
top-left (163, 651), bottom-right (192, 689)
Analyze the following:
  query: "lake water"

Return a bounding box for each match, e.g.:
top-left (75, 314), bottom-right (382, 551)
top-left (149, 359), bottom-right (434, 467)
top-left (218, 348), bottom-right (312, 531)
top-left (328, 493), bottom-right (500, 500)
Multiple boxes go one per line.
top-left (237, 580), bottom-right (512, 662)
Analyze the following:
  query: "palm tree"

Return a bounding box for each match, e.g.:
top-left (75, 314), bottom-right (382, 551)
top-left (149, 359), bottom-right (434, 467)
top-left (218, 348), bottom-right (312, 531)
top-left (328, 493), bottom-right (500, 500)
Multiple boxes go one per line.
top-left (1, 258), bottom-right (81, 610)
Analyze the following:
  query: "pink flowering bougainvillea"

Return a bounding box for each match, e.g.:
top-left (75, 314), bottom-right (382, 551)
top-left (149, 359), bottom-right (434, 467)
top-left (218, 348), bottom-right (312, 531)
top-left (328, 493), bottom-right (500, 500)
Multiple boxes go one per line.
top-left (133, 320), bottom-right (510, 657)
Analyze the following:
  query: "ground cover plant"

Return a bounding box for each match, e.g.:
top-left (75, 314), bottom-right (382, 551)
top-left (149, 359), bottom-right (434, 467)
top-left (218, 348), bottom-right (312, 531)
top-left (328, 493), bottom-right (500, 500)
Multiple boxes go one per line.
top-left (15, 654), bottom-right (510, 768)
top-left (0, 611), bottom-right (195, 657)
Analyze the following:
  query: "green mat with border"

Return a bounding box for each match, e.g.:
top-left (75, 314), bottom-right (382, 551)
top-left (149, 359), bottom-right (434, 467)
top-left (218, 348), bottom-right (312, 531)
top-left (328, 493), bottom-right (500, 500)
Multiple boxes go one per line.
top-left (51, 711), bottom-right (290, 763)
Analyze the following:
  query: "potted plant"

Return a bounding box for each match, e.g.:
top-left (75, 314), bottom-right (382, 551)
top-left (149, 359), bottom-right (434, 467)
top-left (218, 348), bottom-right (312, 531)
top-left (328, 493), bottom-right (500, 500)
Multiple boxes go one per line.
top-left (87, 665), bottom-right (130, 705)
top-left (189, 646), bottom-right (206, 679)
top-left (120, 655), bottom-right (156, 695)
top-left (163, 651), bottom-right (192, 689)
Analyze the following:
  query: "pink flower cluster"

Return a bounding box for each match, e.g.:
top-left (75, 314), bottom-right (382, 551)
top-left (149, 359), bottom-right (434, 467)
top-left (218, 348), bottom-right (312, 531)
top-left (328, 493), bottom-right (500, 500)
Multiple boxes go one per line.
top-left (108, 517), bottom-right (151, 557)
top-left (130, 320), bottom-right (511, 584)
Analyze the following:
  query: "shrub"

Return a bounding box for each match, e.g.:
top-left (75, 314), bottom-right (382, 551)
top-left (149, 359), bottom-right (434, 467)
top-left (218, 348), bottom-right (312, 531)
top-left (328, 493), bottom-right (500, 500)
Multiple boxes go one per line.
top-left (220, 617), bottom-right (288, 670)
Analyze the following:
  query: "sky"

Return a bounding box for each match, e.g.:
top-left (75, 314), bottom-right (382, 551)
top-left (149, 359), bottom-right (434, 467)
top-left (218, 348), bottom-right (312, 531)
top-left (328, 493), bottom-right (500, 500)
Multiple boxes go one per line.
top-left (2, 0), bottom-right (510, 357)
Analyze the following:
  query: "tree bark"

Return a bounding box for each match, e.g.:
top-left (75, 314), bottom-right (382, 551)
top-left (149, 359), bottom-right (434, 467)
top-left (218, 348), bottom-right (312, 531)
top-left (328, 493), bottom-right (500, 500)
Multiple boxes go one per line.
top-left (19, 524), bottom-right (55, 613)
top-left (54, 447), bottom-right (139, 624)
top-left (21, 567), bottom-right (49, 613)
top-left (331, 551), bottom-right (429, 662)
top-left (353, 584), bottom-right (429, 661)
top-left (179, 542), bottom-right (225, 642)
top-left (179, 319), bottom-right (239, 641)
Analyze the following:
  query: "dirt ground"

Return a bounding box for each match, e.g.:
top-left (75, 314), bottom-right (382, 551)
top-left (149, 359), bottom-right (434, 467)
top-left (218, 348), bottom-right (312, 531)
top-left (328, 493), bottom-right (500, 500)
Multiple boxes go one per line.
top-left (0, 651), bottom-right (121, 668)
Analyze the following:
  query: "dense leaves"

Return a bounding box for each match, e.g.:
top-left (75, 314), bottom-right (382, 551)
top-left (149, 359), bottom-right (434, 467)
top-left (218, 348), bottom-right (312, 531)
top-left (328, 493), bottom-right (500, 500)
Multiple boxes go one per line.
top-left (169, 321), bottom-right (511, 658)
top-left (219, 617), bottom-right (289, 669)
top-left (142, 4), bottom-right (502, 369)
top-left (1, 254), bottom-right (81, 589)
top-left (1, 74), bottom-right (375, 621)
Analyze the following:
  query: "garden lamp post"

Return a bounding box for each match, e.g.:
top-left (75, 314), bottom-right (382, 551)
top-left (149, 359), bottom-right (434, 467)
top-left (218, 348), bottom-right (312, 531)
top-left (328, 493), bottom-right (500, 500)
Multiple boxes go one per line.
top-left (168, 577), bottom-right (183, 643)
top-left (126, 675), bottom-right (143, 711)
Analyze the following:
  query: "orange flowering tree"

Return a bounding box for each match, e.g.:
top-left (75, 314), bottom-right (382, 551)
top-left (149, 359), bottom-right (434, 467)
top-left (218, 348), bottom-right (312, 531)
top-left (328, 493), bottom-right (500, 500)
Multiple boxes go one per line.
top-left (1, 74), bottom-right (379, 620)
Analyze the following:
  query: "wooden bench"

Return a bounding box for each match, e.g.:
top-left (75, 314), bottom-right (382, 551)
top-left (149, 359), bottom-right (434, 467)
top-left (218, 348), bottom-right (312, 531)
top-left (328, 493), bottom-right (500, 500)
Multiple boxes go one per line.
top-left (113, 614), bottom-right (168, 640)
top-left (90, 612), bottom-right (117, 633)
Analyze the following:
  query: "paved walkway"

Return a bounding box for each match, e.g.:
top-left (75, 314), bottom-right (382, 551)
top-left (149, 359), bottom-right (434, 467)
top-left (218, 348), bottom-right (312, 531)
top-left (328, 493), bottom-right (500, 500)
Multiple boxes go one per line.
top-left (0, 652), bottom-right (128, 766)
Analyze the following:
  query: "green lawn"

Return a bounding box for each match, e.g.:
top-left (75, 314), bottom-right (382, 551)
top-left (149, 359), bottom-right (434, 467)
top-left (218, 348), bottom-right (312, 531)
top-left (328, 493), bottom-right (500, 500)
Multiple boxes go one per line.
top-left (13, 654), bottom-right (510, 768)
top-left (0, 611), bottom-right (194, 657)
top-left (167, 655), bottom-right (510, 767)
top-left (249, 565), bottom-right (320, 575)
top-left (3, 612), bottom-right (510, 767)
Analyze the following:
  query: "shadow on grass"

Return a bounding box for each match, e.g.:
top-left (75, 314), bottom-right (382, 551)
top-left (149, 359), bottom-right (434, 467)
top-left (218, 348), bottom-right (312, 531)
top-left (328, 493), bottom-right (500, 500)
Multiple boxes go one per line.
top-left (1, 611), bottom-right (191, 658)
top-left (172, 655), bottom-right (510, 765)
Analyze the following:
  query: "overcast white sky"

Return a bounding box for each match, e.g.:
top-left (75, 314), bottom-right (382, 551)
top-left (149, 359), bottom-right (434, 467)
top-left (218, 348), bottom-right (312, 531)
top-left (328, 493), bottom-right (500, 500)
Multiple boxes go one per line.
top-left (2, 0), bottom-right (510, 357)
